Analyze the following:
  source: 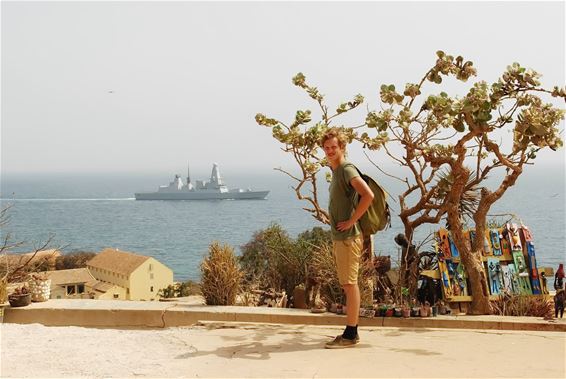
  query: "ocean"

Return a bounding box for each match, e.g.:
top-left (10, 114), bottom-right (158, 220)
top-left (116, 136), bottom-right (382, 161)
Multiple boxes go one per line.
top-left (1, 168), bottom-right (564, 281)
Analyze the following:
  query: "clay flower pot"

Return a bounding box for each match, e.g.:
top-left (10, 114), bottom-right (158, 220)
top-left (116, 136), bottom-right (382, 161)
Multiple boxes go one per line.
top-left (8, 293), bottom-right (31, 307)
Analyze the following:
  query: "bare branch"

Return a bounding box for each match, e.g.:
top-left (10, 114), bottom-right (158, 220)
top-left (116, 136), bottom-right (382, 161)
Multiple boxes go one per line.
top-left (363, 151), bottom-right (404, 184)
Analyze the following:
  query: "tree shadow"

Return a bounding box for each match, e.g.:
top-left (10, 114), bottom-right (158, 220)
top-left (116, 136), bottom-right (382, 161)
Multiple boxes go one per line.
top-left (387, 347), bottom-right (442, 356)
top-left (174, 323), bottom-right (370, 360)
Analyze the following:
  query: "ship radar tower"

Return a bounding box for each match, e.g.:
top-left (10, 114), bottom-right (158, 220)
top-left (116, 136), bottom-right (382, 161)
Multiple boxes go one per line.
top-left (211, 163), bottom-right (224, 187)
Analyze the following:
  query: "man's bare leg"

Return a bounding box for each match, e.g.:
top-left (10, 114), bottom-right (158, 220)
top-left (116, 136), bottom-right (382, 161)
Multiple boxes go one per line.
top-left (343, 283), bottom-right (360, 328)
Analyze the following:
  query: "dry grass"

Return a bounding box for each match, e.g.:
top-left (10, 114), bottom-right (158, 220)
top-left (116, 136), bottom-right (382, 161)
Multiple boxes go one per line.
top-left (491, 293), bottom-right (554, 318)
top-left (309, 242), bottom-right (376, 308)
top-left (0, 277), bottom-right (7, 303)
top-left (200, 242), bottom-right (243, 306)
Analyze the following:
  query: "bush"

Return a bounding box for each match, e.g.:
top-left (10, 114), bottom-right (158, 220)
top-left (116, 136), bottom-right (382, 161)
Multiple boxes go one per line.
top-left (55, 251), bottom-right (96, 270)
top-left (491, 293), bottom-right (554, 318)
top-left (239, 224), bottom-right (332, 300)
top-left (309, 241), bottom-right (375, 307)
top-left (158, 280), bottom-right (201, 298)
top-left (200, 242), bottom-right (243, 305)
top-left (309, 241), bottom-right (342, 305)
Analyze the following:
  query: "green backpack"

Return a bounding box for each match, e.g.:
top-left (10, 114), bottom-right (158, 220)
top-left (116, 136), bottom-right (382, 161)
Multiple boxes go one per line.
top-left (345, 165), bottom-right (392, 235)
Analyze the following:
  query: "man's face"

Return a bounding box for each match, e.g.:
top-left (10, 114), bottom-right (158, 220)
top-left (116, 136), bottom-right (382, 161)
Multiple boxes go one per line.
top-left (323, 137), bottom-right (344, 163)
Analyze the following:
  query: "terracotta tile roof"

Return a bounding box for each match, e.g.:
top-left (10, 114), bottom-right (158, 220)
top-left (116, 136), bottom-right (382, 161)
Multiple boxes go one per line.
top-left (46, 268), bottom-right (95, 286)
top-left (86, 248), bottom-right (150, 276)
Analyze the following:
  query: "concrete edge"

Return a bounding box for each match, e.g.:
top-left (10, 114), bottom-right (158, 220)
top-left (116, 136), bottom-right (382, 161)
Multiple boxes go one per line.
top-left (3, 307), bottom-right (565, 332)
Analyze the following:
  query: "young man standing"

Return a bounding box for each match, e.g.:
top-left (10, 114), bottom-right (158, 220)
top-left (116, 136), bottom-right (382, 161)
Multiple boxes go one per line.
top-left (322, 128), bottom-right (374, 349)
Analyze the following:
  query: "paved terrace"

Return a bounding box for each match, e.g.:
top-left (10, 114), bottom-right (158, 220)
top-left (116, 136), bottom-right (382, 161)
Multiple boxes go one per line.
top-left (3, 298), bottom-right (566, 332)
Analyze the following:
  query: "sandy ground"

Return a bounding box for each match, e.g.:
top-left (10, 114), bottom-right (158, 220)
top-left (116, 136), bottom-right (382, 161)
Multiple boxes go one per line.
top-left (1, 322), bottom-right (565, 378)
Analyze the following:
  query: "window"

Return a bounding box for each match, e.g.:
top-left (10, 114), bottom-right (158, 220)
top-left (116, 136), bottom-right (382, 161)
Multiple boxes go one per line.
top-left (78, 284), bottom-right (85, 294)
top-left (67, 286), bottom-right (76, 295)
top-left (150, 286), bottom-right (154, 292)
top-left (150, 273), bottom-right (154, 279)
top-left (149, 264), bottom-right (153, 271)
top-left (126, 288), bottom-right (130, 294)
top-left (113, 294), bottom-right (119, 299)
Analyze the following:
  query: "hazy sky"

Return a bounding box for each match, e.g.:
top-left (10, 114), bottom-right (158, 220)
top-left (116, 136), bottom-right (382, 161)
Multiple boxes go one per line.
top-left (1, 1), bottom-right (565, 176)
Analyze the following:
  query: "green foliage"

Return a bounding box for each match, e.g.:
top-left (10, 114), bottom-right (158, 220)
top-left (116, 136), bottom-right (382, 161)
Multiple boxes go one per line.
top-left (514, 98), bottom-right (565, 151)
top-left (239, 224), bottom-right (332, 298)
top-left (255, 73), bottom-right (365, 224)
top-left (200, 242), bottom-right (243, 305)
top-left (380, 84), bottom-right (404, 105)
top-left (296, 226), bottom-right (332, 249)
top-left (55, 251), bottom-right (96, 270)
top-left (257, 51), bottom-right (565, 314)
top-left (158, 280), bottom-right (201, 298)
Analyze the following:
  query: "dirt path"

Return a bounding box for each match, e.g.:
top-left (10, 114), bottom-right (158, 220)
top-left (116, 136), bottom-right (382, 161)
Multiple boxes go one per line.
top-left (1, 322), bottom-right (564, 378)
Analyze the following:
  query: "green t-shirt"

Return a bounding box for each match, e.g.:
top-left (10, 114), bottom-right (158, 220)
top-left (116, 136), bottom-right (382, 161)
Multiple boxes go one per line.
top-left (329, 161), bottom-right (361, 240)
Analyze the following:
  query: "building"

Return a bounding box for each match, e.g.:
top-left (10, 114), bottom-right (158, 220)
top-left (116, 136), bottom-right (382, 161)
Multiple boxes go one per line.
top-left (46, 268), bottom-right (123, 300)
top-left (86, 248), bottom-right (174, 301)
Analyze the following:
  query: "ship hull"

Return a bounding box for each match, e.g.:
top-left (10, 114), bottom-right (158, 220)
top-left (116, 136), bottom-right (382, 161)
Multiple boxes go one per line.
top-left (134, 190), bottom-right (269, 201)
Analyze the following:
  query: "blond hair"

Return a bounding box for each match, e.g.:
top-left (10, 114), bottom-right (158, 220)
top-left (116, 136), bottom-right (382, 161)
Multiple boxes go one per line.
top-left (320, 128), bottom-right (348, 149)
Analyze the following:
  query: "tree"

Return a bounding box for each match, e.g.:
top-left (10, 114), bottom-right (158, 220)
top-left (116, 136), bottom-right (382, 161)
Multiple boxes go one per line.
top-left (55, 251), bottom-right (96, 270)
top-left (360, 52), bottom-right (564, 314)
top-left (256, 73), bottom-right (364, 225)
top-left (255, 75), bottom-right (376, 259)
top-left (257, 51), bottom-right (565, 314)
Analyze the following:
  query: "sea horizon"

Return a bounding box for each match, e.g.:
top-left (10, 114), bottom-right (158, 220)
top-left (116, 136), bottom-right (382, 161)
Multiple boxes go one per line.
top-left (1, 165), bottom-right (564, 281)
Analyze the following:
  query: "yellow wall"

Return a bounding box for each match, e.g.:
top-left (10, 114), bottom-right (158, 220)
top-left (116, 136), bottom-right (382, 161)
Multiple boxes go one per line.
top-left (95, 285), bottom-right (127, 300)
top-left (129, 258), bottom-right (173, 301)
top-left (87, 266), bottom-right (129, 288)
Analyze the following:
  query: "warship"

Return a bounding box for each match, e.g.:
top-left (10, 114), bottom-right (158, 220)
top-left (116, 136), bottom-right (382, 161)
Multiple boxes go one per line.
top-left (134, 163), bottom-right (269, 200)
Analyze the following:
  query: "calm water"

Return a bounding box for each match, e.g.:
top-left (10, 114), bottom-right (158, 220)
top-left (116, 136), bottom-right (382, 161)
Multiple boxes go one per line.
top-left (1, 168), bottom-right (564, 281)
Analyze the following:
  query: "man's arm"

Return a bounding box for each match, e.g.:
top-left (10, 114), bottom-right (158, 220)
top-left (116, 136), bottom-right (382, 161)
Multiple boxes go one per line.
top-left (336, 176), bottom-right (374, 232)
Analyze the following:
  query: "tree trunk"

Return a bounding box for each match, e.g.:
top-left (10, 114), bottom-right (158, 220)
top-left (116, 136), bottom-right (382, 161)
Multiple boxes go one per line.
top-left (446, 167), bottom-right (491, 314)
top-left (397, 223), bottom-right (416, 299)
top-left (459, 248), bottom-right (491, 314)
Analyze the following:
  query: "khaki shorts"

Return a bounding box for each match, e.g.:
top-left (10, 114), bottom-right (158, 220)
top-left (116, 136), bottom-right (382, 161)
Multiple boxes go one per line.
top-left (332, 235), bottom-right (363, 285)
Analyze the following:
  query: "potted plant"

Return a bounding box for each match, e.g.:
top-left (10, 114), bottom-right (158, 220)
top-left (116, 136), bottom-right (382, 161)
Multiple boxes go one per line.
top-left (420, 301), bottom-right (431, 317)
top-left (8, 285), bottom-right (31, 307)
top-left (28, 272), bottom-right (51, 302)
top-left (400, 287), bottom-right (411, 318)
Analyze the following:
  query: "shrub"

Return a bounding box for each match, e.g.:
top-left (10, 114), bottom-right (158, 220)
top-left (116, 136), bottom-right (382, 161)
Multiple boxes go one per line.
top-left (309, 241), bottom-right (342, 305)
top-left (309, 240), bottom-right (375, 308)
top-left (200, 242), bottom-right (243, 305)
top-left (239, 223), bottom-right (291, 290)
top-left (158, 280), bottom-right (201, 298)
top-left (239, 224), bottom-right (333, 301)
top-left (491, 293), bottom-right (554, 318)
top-left (55, 251), bottom-right (96, 270)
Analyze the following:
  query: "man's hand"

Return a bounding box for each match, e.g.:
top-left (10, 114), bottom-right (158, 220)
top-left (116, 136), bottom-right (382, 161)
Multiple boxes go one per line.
top-left (337, 219), bottom-right (356, 231)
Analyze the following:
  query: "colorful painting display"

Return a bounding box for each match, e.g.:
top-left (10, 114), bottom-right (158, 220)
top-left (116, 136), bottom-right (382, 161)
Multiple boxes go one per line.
top-left (512, 251), bottom-right (533, 295)
top-left (435, 223), bottom-right (543, 303)
top-left (490, 229), bottom-right (502, 256)
top-left (487, 258), bottom-right (503, 295)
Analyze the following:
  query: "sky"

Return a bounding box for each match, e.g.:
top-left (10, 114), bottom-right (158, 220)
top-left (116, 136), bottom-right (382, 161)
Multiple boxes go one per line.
top-left (1, 1), bottom-right (565, 177)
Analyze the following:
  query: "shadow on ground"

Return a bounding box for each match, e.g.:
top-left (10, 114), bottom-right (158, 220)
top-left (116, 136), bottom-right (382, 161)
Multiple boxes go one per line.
top-left (174, 323), bottom-right (370, 360)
